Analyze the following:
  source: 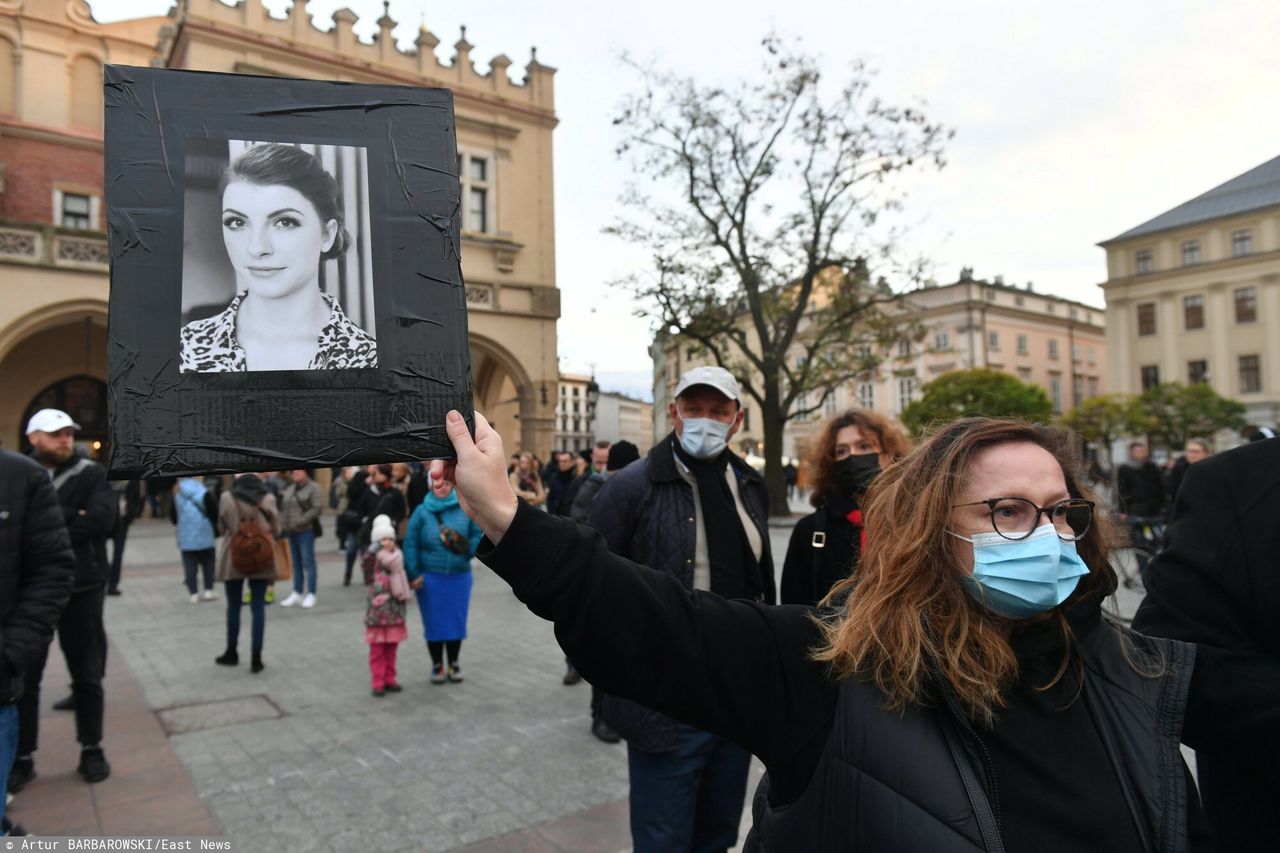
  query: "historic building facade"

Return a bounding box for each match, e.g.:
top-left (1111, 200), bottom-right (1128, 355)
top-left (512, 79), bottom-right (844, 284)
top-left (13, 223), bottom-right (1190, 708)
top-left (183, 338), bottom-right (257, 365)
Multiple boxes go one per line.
top-left (0, 0), bottom-right (560, 455)
top-left (1099, 154), bottom-right (1280, 430)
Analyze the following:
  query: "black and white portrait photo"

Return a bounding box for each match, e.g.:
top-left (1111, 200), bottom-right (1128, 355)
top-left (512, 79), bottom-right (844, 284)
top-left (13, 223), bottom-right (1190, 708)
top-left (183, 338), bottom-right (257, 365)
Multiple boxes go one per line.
top-left (104, 66), bottom-right (473, 478)
top-left (180, 139), bottom-right (377, 372)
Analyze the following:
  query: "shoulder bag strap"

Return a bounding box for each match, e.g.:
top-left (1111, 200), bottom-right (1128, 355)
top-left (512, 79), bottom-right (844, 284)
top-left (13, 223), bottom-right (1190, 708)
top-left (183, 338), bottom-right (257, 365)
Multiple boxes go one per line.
top-left (51, 457), bottom-right (93, 491)
top-left (937, 703), bottom-right (1005, 853)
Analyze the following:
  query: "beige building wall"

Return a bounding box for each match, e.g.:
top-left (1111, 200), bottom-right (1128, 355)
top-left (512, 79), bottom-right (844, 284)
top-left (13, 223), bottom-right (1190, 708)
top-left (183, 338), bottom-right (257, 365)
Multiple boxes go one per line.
top-left (0, 0), bottom-right (561, 456)
top-left (595, 391), bottom-right (653, 454)
top-left (1101, 207), bottom-right (1280, 429)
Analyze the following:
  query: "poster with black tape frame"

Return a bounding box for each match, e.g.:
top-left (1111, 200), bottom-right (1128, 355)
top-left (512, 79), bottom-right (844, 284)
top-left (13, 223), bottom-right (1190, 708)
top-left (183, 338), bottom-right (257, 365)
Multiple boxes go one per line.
top-left (104, 65), bottom-right (473, 478)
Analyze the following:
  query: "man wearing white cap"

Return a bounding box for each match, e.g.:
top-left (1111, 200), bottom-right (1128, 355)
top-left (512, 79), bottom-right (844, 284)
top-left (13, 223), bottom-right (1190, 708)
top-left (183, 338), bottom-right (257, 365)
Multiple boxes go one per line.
top-left (588, 365), bottom-right (774, 853)
top-left (11, 409), bottom-right (115, 789)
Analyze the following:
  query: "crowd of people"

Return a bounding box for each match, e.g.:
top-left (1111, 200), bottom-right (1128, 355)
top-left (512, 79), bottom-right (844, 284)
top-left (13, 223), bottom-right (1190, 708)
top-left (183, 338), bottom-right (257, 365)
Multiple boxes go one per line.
top-left (2, 373), bottom-right (1278, 850)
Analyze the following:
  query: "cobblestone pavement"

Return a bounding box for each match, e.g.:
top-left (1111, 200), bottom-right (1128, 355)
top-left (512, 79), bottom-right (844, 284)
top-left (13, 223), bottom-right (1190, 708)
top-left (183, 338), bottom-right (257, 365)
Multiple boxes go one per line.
top-left (37, 495), bottom-right (1148, 853)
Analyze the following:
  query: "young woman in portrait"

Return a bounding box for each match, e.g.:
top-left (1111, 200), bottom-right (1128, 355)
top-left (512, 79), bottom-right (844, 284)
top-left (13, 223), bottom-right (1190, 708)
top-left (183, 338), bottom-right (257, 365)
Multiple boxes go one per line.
top-left (179, 143), bottom-right (376, 372)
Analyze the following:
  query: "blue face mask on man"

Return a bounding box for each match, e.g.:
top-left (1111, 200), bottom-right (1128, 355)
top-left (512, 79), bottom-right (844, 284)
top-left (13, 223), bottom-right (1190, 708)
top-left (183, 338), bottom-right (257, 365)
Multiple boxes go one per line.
top-left (949, 523), bottom-right (1090, 619)
top-left (678, 417), bottom-right (732, 460)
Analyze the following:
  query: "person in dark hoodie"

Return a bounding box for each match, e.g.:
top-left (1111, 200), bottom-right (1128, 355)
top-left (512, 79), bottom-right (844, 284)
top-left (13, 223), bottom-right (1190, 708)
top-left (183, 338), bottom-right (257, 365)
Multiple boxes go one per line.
top-left (16, 409), bottom-right (115, 788)
top-left (214, 473), bottom-right (281, 673)
top-left (780, 409), bottom-right (911, 607)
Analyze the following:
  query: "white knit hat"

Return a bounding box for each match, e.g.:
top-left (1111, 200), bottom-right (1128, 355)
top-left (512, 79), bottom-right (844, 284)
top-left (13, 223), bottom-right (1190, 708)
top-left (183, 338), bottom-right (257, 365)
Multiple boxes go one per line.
top-left (370, 514), bottom-right (396, 543)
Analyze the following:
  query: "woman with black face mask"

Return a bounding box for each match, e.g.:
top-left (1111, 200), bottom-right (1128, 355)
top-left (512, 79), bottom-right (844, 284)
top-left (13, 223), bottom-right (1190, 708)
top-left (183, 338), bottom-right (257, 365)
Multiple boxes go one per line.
top-left (780, 410), bottom-right (911, 606)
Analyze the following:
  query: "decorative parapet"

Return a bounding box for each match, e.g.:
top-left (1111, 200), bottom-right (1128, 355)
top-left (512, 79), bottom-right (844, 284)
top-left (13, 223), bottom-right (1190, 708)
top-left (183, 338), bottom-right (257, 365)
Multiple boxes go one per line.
top-left (465, 283), bottom-right (495, 310)
top-left (0, 221), bottom-right (107, 272)
top-left (168, 0), bottom-right (556, 112)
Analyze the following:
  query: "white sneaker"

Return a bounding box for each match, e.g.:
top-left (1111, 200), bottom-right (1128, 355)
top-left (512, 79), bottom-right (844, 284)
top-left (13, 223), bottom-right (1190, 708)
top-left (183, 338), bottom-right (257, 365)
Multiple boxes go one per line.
top-left (280, 591), bottom-right (303, 607)
top-left (189, 593), bottom-right (200, 604)
top-left (301, 593), bottom-right (316, 609)
top-left (201, 589), bottom-right (219, 601)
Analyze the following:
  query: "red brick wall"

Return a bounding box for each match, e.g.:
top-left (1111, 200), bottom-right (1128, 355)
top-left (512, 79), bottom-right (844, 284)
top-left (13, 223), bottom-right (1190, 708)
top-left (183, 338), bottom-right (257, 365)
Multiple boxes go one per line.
top-left (1, 136), bottom-right (103, 226)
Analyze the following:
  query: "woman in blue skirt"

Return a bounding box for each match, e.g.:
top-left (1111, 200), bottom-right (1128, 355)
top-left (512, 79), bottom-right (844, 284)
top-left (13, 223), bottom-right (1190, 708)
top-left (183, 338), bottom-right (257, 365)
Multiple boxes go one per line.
top-left (403, 475), bottom-right (484, 683)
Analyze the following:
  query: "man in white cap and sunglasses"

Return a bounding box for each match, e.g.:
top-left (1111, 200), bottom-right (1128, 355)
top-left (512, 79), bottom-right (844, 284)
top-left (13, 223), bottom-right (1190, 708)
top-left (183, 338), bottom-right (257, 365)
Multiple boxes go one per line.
top-left (11, 409), bottom-right (115, 791)
top-left (587, 366), bottom-right (774, 853)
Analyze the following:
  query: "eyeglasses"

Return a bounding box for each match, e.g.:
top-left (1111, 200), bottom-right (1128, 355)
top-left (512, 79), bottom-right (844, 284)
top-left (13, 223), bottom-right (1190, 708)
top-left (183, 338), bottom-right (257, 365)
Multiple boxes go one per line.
top-left (954, 497), bottom-right (1094, 542)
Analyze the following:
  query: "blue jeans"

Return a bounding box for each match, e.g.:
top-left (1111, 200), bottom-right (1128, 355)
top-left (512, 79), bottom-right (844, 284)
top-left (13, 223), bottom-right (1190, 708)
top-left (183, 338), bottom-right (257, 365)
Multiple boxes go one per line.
top-left (344, 532), bottom-right (360, 583)
top-left (288, 530), bottom-right (318, 595)
top-left (627, 723), bottom-right (751, 853)
top-left (0, 704), bottom-right (16, 824)
top-left (181, 548), bottom-right (216, 594)
top-left (224, 579), bottom-right (268, 652)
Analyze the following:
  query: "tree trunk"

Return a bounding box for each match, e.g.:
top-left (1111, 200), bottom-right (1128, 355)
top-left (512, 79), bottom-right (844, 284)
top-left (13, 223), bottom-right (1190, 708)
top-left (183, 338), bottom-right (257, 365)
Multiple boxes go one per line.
top-left (761, 376), bottom-right (790, 516)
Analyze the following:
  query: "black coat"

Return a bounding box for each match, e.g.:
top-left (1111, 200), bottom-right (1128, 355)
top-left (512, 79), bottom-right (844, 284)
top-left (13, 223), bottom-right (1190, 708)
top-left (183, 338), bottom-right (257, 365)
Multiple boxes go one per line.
top-left (780, 499), bottom-right (862, 607)
top-left (482, 503), bottom-right (1203, 853)
top-left (0, 451), bottom-right (75, 703)
top-left (40, 454), bottom-right (116, 591)
top-left (1117, 461), bottom-right (1166, 518)
top-left (588, 435), bottom-right (774, 751)
top-left (1134, 437), bottom-right (1280, 851)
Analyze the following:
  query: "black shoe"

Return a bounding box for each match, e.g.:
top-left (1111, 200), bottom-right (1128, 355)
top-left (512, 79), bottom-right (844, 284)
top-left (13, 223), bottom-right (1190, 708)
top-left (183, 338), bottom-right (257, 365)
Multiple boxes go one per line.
top-left (384, 684), bottom-right (402, 693)
top-left (215, 648), bottom-right (239, 666)
top-left (106, 587), bottom-right (122, 597)
top-left (7, 758), bottom-right (35, 794)
top-left (562, 668), bottom-right (582, 686)
top-left (52, 694), bottom-right (76, 711)
top-left (251, 651), bottom-right (264, 674)
top-left (371, 687), bottom-right (385, 697)
top-left (591, 718), bottom-right (621, 744)
top-left (77, 747), bottom-right (111, 783)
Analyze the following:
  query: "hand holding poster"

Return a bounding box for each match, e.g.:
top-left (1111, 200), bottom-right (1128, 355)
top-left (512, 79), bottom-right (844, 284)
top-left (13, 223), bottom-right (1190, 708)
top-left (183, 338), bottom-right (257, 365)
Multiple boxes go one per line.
top-left (104, 66), bottom-right (473, 477)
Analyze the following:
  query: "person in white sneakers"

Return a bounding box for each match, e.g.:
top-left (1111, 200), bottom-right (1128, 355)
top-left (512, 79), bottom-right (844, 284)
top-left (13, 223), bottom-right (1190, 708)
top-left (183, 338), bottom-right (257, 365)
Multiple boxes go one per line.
top-left (280, 469), bottom-right (323, 609)
top-left (174, 477), bottom-right (219, 604)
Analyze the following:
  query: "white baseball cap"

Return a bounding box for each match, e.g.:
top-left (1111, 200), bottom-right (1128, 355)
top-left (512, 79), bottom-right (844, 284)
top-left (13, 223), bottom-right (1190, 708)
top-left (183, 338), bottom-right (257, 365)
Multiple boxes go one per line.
top-left (25, 408), bottom-right (81, 436)
top-left (674, 366), bottom-right (740, 403)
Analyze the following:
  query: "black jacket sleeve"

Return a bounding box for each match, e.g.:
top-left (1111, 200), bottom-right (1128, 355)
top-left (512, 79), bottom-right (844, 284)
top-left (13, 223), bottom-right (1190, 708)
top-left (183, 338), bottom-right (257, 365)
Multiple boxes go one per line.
top-left (1133, 446), bottom-right (1280, 751)
top-left (64, 463), bottom-right (116, 545)
top-left (780, 513), bottom-right (818, 606)
top-left (480, 502), bottom-right (836, 796)
top-left (3, 460), bottom-right (74, 690)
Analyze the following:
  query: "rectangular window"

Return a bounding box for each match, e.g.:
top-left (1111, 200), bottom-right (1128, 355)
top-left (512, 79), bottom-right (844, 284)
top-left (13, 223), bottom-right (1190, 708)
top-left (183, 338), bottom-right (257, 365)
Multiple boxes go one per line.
top-left (1016, 335), bottom-right (1028, 355)
top-left (60, 193), bottom-right (91, 229)
top-left (459, 153), bottom-right (492, 233)
top-left (1137, 302), bottom-right (1156, 336)
top-left (1049, 374), bottom-right (1062, 414)
top-left (1017, 367), bottom-right (1032, 381)
top-left (1135, 249), bottom-right (1153, 275)
top-left (856, 382), bottom-right (875, 410)
top-left (1088, 347), bottom-right (1096, 365)
top-left (1072, 375), bottom-right (1084, 408)
top-left (987, 331), bottom-right (999, 350)
top-left (1184, 295), bottom-right (1205, 330)
top-left (897, 339), bottom-right (911, 358)
top-left (1087, 377), bottom-right (1099, 398)
top-left (1232, 229), bottom-right (1253, 257)
top-left (897, 377), bottom-right (917, 413)
top-left (1187, 359), bottom-right (1209, 385)
top-left (1182, 239), bottom-right (1201, 266)
top-left (1072, 344), bottom-right (1082, 362)
top-left (1239, 355), bottom-right (1261, 393)
top-left (1048, 339), bottom-right (1059, 360)
top-left (1140, 365), bottom-right (1160, 391)
top-left (1235, 287), bottom-right (1258, 323)
top-left (933, 331), bottom-right (949, 351)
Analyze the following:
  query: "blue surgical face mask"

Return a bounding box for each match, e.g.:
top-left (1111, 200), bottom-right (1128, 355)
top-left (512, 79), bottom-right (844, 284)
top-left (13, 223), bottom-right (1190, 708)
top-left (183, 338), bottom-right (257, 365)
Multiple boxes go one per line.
top-left (678, 417), bottom-right (732, 460)
top-left (950, 522), bottom-right (1090, 619)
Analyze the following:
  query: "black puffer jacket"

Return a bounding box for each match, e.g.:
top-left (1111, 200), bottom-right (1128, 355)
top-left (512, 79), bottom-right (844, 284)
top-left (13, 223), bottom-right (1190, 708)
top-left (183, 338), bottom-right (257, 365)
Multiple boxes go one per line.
top-left (39, 454), bottom-right (116, 591)
top-left (588, 434), bottom-right (774, 751)
top-left (0, 451), bottom-right (75, 703)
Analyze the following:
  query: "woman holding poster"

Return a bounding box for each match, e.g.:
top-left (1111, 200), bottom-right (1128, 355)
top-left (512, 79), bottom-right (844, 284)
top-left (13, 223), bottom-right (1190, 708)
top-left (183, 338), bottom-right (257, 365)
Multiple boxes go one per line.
top-left (179, 143), bottom-right (376, 373)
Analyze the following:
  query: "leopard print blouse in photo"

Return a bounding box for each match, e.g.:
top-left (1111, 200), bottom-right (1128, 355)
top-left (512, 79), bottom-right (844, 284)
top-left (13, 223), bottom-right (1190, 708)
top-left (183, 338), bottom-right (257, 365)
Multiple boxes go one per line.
top-left (179, 291), bottom-right (377, 373)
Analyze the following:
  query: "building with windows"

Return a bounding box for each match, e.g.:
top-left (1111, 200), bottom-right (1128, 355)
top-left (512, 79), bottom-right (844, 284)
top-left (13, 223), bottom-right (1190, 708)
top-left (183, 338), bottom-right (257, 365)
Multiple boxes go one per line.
top-left (651, 273), bottom-right (1106, 463)
top-left (594, 390), bottom-right (653, 454)
top-left (1100, 154), bottom-right (1280, 428)
top-left (553, 372), bottom-right (598, 453)
top-left (0, 0), bottom-right (560, 454)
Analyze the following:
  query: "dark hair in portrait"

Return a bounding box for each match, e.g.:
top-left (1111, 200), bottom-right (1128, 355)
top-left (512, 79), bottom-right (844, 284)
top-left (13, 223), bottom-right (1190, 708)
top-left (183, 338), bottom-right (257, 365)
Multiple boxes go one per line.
top-left (179, 139), bottom-right (377, 374)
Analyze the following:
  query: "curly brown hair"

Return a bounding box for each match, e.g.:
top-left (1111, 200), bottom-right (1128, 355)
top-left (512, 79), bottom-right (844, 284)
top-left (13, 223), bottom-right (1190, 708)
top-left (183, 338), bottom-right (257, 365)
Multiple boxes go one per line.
top-left (806, 409), bottom-right (913, 506)
top-left (810, 417), bottom-right (1119, 725)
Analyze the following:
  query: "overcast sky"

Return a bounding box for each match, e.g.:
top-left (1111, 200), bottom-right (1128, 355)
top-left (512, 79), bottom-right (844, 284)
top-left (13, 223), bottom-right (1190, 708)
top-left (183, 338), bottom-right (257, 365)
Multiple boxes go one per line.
top-left (91, 0), bottom-right (1280, 400)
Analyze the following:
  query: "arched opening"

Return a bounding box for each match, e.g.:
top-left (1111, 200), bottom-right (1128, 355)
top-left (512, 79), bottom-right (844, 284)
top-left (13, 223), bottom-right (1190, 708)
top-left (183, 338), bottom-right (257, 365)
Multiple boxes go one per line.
top-left (469, 334), bottom-right (535, 454)
top-left (21, 375), bottom-right (108, 459)
top-left (69, 54), bottom-right (103, 132)
top-left (0, 38), bottom-right (15, 116)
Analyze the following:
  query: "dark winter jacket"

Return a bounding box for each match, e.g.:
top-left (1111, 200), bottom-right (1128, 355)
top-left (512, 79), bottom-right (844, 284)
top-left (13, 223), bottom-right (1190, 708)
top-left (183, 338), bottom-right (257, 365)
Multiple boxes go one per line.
top-left (38, 453), bottom-right (116, 592)
top-left (1134, 437), bottom-right (1280, 851)
top-left (1117, 461), bottom-right (1166, 518)
top-left (568, 472), bottom-right (607, 524)
top-left (482, 503), bottom-right (1205, 853)
top-left (588, 434), bottom-right (773, 752)
top-left (780, 498), bottom-right (863, 607)
top-left (0, 451), bottom-right (74, 704)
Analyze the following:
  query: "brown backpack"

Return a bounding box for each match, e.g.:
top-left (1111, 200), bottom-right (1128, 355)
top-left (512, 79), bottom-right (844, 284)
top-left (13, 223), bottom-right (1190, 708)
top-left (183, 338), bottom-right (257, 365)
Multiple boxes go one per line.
top-left (229, 507), bottom-right (274, 574)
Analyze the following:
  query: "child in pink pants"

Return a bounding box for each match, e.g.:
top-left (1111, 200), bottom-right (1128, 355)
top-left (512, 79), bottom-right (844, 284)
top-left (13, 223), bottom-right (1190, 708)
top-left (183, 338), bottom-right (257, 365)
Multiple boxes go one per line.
top-left (365, 515), bottom-right (412, 696)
